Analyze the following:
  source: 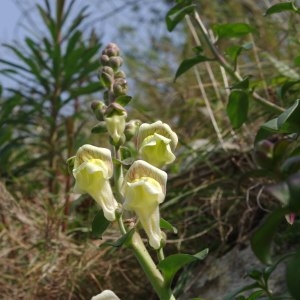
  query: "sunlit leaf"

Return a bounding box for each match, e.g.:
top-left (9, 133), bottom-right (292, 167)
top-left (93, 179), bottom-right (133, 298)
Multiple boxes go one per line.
top-left (265, 2), bottom-right (300, 15)
top-left (213, 23), bottom-right (255, 39)
top-left (174, 55), bottom-right (214, 81)
top-left (166, 1), bottom-right (195, 32)
top-left (227, 90), bottom-right (249, 128)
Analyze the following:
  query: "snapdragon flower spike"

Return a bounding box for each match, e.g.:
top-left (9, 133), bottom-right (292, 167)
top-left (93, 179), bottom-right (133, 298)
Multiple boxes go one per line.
top-left (121, 160), bottom-right (167, 249)
top-left (91, 290), bottom-right (120, 300)
top-left (137, 121), bottom-right (178, 168)
top-left (73, 144), bottom-right (118, 221)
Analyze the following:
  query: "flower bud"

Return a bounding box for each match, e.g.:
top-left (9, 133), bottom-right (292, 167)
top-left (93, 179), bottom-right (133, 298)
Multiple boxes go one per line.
top-left (102, 43), bottom-right (120, 57)
top-left (124, 119), bottom-right (141, 141)
top-left (104, 103), bottom-right (127, 145)
top-left (113, 78), bottom-right (128, 97)
top-left (91, 101), bottom-right (107, 121)
top-left (100, 54), bottom-right (110, 66)
top-left (109, 56), bottom-right (123, 70)
top-left (114, 70), bottom-right (126, 79)
top-left (100, 66), bottom-right (115, 87)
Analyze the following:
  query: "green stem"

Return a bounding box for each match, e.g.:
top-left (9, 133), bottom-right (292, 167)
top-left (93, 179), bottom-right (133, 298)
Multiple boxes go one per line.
top-left (130, 232), bottom-right (176, 300)
top-left (192, 11), bottom-right (284, 114)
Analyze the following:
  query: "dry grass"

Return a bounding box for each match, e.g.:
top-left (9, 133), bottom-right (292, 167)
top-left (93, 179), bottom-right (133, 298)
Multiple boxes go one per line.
top-left (0, 182), bottom-right (154, 300)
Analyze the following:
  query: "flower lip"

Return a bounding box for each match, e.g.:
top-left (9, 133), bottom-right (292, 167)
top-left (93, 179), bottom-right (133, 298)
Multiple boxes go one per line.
top-left (137, 121), bottom-right (178, 151)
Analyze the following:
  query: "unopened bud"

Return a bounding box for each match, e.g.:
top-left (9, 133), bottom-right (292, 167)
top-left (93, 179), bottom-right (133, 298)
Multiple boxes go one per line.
top-left (115, 70), bottom-right (126, 79)
top-left (100, 54), bottom-right (110, 65)
top-left (91, 101), bottom-right (107, 121)
top-left (109, 56), bottom-right (123, 70)
top-left (100, 66), bottom-right (115, 87)
top-left (102, 43), bottom-right (120, 57)
top-left (113, 78), bottom-right (128, 97)
top-left (125, 119), bottom-right (141, 141)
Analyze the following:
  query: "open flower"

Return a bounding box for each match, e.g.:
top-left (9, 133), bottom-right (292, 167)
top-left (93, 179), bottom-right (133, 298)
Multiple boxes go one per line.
top-left (137, 121), bottom-right (178, 168)
top-left (73, 144), bottom-right (117, 221)
top-left (91, 290), bottom-right (120, 300)
top-left (121, 160), bottom-right (167, 249)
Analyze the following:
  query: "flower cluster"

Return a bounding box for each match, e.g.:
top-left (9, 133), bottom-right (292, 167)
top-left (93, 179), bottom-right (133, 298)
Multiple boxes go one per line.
top-left (70, 43), bottom-right (178, 251)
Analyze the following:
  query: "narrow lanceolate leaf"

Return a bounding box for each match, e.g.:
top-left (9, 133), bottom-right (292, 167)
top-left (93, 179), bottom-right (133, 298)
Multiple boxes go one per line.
top-left (158, 248), bottom-right (209, 288)
top-left (91, 210), bottom-right (110, 238)
top-left (213, 23), bottom-right (255, 39)
top-left (226, 90), bottom-right (249, 129)
top-left (265, 2), bottom-right (300, 15)
top-left (166, 1), bottom-right (195, 32)
top-left (160, 218), bottom-right (178, 234)
top-left (174, 55), bottom-right (214, 81)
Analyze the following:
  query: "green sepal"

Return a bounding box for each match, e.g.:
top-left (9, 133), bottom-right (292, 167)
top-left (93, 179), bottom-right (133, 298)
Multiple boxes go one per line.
top-left (115, 95), bottom-right (132, 107)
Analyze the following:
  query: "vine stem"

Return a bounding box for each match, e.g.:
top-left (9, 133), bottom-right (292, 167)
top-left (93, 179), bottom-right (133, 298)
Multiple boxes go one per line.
top-left (192, 11), bottom-right (285, 114)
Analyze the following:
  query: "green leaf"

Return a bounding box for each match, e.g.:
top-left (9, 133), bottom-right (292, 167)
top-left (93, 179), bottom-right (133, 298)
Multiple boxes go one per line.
top-left (265, 2), bottom-right (300, 15)
top-left (158, 248), bottom-right (208, 288)
top-left (213, 23), bottom-right (255, 39)
top-left (91, 122), bottom-right (107, 134)
top-left (160, 218), bottom-right (178, 234)
top-left (251, 209), bottom-right (287, 264)
top-left (255, 118), bottom-right (278, 143)
top-left (115, 95), bottom-right (132, 107)
top-left (175, 55), bottom-right (214, 81)
top-left (286, 251), bottom-right (300, 298)
top-left (277, 99), bottom-right (300, 133)
top-left (91, 210), bottom-right (110, 238)
top-left (225, 43), bottom-right (252, 69)
top-left (226, 90), bottom-right (249, 129)
top-left (165, 1), bottom-right (195, 32)
top-left (230, 76), bottom-right (250, 90)
top-left (286, 172), bottom-right (300, 211)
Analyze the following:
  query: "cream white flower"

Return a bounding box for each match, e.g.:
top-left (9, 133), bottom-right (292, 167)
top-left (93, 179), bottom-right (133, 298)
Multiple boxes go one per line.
top-left (105, 113), bottom-right (127, 144)
top-left (91, 290), bottom-right (120, 300)
top-left (137, 121), bottom-right (178, 168)
top-left (121, 160), bottom-right (167, 249)
top-left (73, 144), bottom-right (117, 221)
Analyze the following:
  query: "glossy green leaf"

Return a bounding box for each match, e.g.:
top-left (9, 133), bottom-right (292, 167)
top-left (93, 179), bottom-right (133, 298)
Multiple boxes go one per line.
top-left (158, 248), bottom-right (208, 287)
top-left (227, 90), bottom-right (249, 129)
top-left (265, 2), bottom-right (299, 15)
top-left (174, 55), bottom-right (214, 81)
top-left (213, 23), bottom-right (255, 39)
top-left (160, 218), bottom-right (178, 234)
top-left (286, 251), bottom-right (300, 298)
top-left (251, 209), bottom-right (287, 265)
top-left (91, 210), bottom-right (110, 238)
top-left (166, 1), bottom-right (195, 32)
